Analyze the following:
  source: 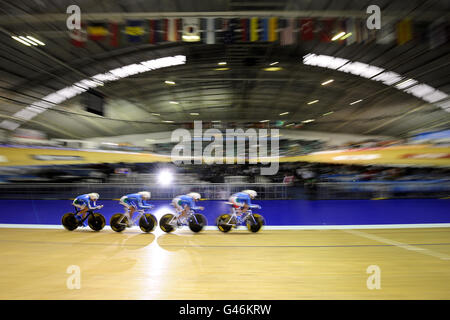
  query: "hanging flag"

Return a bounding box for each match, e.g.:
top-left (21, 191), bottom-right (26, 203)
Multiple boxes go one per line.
top-left (223, 18), bottom-right (238, 44)
top-left (125, 20), bottom-right (144, 43)
top-left (205, 18), bottom-right (216, 44)
top-left (280, 19), bottom-right (296, 45)
top-left (250, 17), bottom-right (259, 41)
top-left (109, 22), bottom-right (119, 47)
top-left (318, 19), bottom-right (335, 42)
top-left (240, 18), bottom-right (249, 41)
top-left (182, 18), bottom-right (201, 42)
top-left (260, 18), bottom-right (269, 41)
top-left (300, 18), bottom-right (314, 41)
top-left (268, 17), bottom-right (278, 42)
top-left (397, 19), bottom-right (413, 45)
top-left (149, 19), bottom-right (158, 44)
top-left (87, 22), bottom-right (108, 41)
top-left (69, 23), bottom-right (87, 47)
top-left (165, 18), bottom-right (181, 42)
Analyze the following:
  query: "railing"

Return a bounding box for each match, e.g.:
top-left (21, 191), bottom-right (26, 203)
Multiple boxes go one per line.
top-left (0, 183), bottom-right (288, 200)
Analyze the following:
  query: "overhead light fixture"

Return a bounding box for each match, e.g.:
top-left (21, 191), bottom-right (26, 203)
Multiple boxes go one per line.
top-left (26, 36), bottom-right (45, 46)
top-left (163, 120), bottom-right (174, 123)
top-left (260, 120), bottom-right (270, 123)
top-left (285, 123), bottom-right (295, 127)
top-left (214, 67), bottom-right (230, 71)
top-left (152, 113), bottom-right (160, 116)
top-left (11, 36), bottom-right (31, 46)
top-left (323, 111), bottom-right (334, 116)
top-left (263, 67), bottom-right (282, 71)
top-left (165, 80), bottom-right (176, 85)
top-left (321, 79), bottom-right (334, 85)
top-left (331, 32), bottom-right (346, 41)
top-left (340, 32), bottom-right (352, 40)
top-left (212, 120), bottom-right (221, 123)
top-left (349, 99), bottom-right (363, 105)
top-left (19, 36), bottom-right (38, 45)
top-left (302, 119), bottom-right (315, 123)
top-left (169, 101), bottom-right (179, 104)
top-left (218, 62), bottom-right (227, 65)
top-left (270, 62), bottom-right (279, 66)
top-left (279, 112), bottom-right (289, 116)
top-left (190, 112), bottom-right (199, 116)
top-left (307, 100), bottom-right (319, 105)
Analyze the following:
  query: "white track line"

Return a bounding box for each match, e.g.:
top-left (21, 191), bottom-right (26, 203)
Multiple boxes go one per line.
top-left (345, 229), bottom-right (450, 261)
top-left (0, 223), bottom-right (450, 230)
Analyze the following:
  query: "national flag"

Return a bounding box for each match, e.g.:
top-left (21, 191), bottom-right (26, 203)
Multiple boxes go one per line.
top-left (397, 19), bottom-right (413, 45)
top-left (87, 22), bottom-right (108, 41)
top-left (109, 22), bottom-right (119, 47)
top-left (240, 18), bottom-right (249, 41)
top-left (149, 19), bottom-right (158, 44)
top-left (164, 18), bottom-right (181, 42)
top-left (300, 18), bottom-right (314, 41)
top-left (69, 23), bottom-right (87, 47)
top-left (204, 18), bottom-right (216, 44)
top-left (125, 20), bottom-right (144, 43)
top-left (280, 18), bottom-right (296, 45)
top-left (318, 19), bottom-right (335, 42)
top-left (260, 18), bottom-right (269, 41)
top-left (223, 18), bottom-right (238, 44)
top-left (268, 17), bottom-right (278, 42)
top-left (182, 18), bottom-right (201, 42)
top-left (250, 17), bottom-right (258, 41)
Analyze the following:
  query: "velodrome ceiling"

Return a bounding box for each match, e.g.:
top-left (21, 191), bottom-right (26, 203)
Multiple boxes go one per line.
top-left (0, 0), bottom-right (449, 139)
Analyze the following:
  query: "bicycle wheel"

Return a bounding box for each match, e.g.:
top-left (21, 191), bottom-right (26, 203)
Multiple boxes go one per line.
top-left (139, 214), bottom-right (157, 233)
top-left (188, 213), bottom-right (207, 233)
top-left (110, 213), bottom-right (127, 232)
top-left (216, 214), bottom-right (232, 233)
top-left (88, 213), bottom-right (106, 231)
top-left (246, 214), bottom-right (265, 233)
top-left (62, 213), bottom-right (79, 231)
top-left (159, 213), bottom-right (176, 233)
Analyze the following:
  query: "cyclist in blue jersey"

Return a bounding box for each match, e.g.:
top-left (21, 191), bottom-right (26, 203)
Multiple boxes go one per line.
top-left (119, 191), bottom-right (154, 224)
top-left (72, 193), bottom-right (103, 226)
top-left (171, 192), bottom-right (204, 225)
top-left (228, 190), bottom-right (260, 216)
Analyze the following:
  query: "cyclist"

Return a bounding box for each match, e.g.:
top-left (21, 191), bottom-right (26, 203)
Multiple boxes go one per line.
top-left (72, 193), bottom-right (103, 226)
top-left (228, 190), bottom-right (261, 216)
top-left (119, 191), bottom-right (154, 226)
top-left (171, 192), bottom-right (204, 226)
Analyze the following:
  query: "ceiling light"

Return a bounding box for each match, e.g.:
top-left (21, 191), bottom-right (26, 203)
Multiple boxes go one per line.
top-left (279, 112), bottom-right (289, 116)
top-left (152, 113), bottom-right (160, 116)
top-left (307, 100), bottom-right (319, 105)
top-left (323, 111), bottom-right (334, 116)
top-left (212, 120), bottom-right (221, 123)
top-left (26, 36), bottom-right (45, 46)
top-left (260, 120), bottom-right (270, 123)
top-left (321, 79), bottom-right (334, 85)
top-left (263, 67), bottom-right (282, 71)
top-left (218, 62), bottom-right (227, 65)
top-left (11, 36), bottom-right (31, 46)
top-left (165, 80), bottom-right (176, 85)
top-left (163, 120), bottom-right (174, 123)
top-left (302, 119), bottom-right (315, 123)
top-left (331, 32), bottom-right (346, 41)
top-left (270, 61), bottom-right (279, 66)
top-left (214, 67), bottom-right (230, 71)
top-left (169, 101), bottom-right (179, 104)
top-left (19, 36), bottom-right (38, 45)
top-left (340, 32), bottom-right (352, 40)
top-left (349, 99), bottom-right (363, 105)
top-left (285, 123), bottom-right (295, 127)
top-left (190, 112), bottom-right (199, 116)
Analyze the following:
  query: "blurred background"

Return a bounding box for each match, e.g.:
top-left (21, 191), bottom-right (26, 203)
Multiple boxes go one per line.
top-left (0, 0), bottom-right (449, 201)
